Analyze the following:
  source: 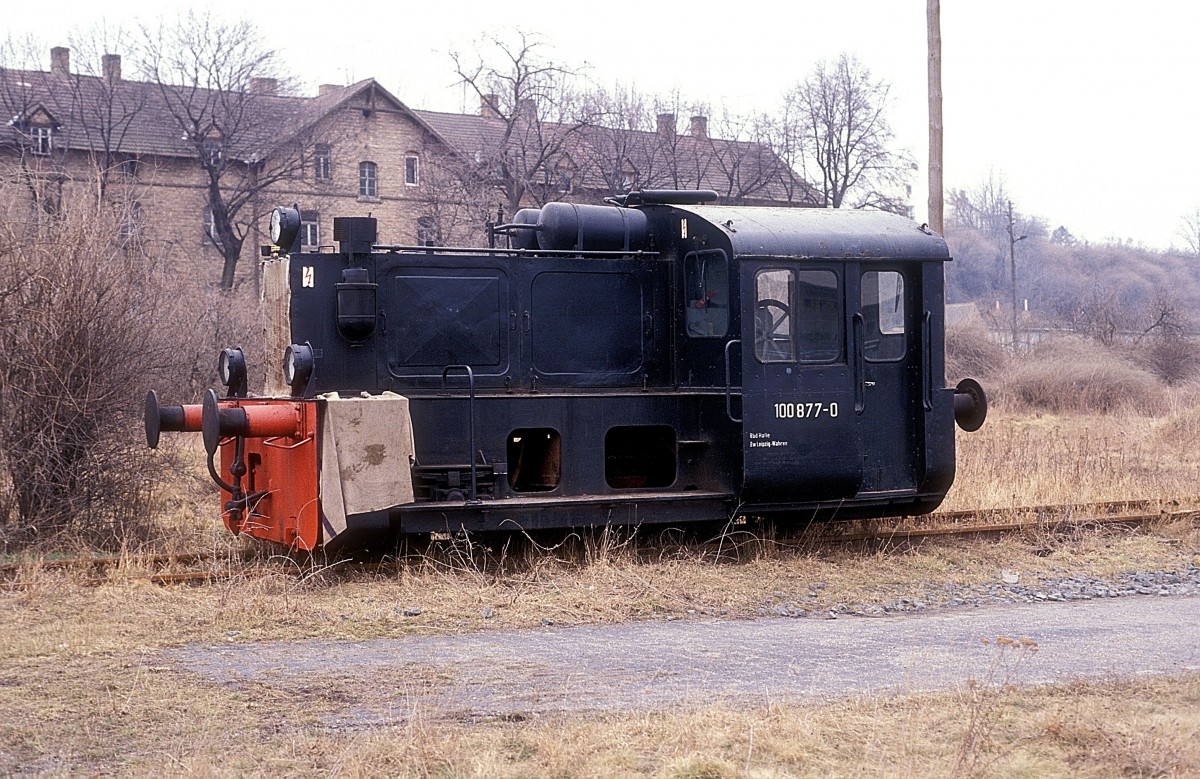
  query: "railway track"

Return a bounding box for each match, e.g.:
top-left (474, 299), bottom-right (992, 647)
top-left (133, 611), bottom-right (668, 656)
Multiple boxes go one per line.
top-left (2, 498), bottom-right (1196, 589)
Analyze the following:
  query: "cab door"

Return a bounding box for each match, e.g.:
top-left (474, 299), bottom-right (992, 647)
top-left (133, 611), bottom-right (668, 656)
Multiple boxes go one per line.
top-left (738, 261), bottom-right (862, 504)
top-left (855, 266), bottom-right (920, 493)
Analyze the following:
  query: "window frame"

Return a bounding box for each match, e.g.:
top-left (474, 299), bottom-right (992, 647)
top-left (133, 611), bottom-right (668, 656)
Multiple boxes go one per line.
top-left (684, 249), bottom-right (729, 339)
top-left (202, 205), bottom-right (221, 248)
top-left (314, 144), bottom-right (331, 182)
top-left (31, 125), bottom-right (52, 156)
top-left (793, 268), bottom-right (844, 364)
top-left (300, 210), bottom-right (320, 251)
top-left (753, 268), bottom-right (796, 364)
top-left (404, 153), bottom-right (419, 187)
top-left (358, 161), bottom-right (378, 198)
top-left (861, 269), bottom-right (907, 363)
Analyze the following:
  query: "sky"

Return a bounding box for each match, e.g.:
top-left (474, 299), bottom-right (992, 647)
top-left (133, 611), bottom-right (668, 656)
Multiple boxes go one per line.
top-left (6, 1), bottom-right (1199, 251)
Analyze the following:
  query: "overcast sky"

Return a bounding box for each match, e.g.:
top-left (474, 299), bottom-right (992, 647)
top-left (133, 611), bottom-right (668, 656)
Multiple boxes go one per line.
top-left (6, 1), bottom-right (1198, 251)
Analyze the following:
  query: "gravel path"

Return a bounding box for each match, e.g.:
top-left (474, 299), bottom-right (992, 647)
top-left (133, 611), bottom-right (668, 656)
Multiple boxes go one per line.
top-left (166, 591), bottom-right (1200, 724)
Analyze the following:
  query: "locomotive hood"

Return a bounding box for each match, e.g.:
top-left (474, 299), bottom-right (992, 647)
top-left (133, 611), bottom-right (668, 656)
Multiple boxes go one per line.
top-left (669, 204), bottom-right (950, 261)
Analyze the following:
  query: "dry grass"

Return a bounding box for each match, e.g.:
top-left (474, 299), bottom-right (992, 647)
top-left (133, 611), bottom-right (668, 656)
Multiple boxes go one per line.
top-left (1, 627), bottom-right (1197, 778)
top-left (5, 368), bottom-right (1200, 774)
top-left (1, 530), bottom-right (1197, 775)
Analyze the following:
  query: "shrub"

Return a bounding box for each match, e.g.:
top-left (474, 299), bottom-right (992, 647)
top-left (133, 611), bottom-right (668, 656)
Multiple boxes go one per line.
top-left (0, 194), bottom-right (257, 551)
top-left (997, 338), bottom-right (1166, 414)
top-left (945, 323), bottom-right (1006, 383)
top-left (1131, 335), bottom-right (1200, 387)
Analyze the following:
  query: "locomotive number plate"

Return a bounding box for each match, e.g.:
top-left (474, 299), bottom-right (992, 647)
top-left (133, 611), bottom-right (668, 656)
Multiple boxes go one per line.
top-left (773, 402), bottom-right (839, 419)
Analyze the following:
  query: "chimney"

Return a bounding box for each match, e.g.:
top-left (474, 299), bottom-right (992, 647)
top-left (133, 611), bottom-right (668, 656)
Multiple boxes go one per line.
top-left (50, 46), bottom-right (70, 78)
top-left (102, 54), bottom-right (121, 85)
top-left (656, 113), bottom-right (676, 138)
top-left (480, 93), bottom-right (500, 119)
top-left (249, 77), bottom-right (278, 95)
top-left (318, 84), bottom-right (340, 96)
top-left (690, 115), bottom-right (708, 139)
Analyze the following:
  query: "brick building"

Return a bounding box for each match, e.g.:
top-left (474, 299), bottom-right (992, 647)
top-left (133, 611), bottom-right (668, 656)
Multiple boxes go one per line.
top-left (0, 47), bottom-right (815, 288)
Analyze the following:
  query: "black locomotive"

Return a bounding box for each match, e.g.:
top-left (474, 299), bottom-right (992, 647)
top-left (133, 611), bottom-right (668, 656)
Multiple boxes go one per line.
top-left (146, 190), bottom-right (986, 551)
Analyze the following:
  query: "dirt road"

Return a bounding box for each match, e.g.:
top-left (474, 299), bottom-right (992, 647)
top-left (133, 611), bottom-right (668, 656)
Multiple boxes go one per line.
top-left (165, 595), bottom-right (1200, 725)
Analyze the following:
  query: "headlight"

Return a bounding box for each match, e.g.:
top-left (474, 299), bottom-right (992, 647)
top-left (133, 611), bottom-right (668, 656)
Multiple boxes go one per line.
top-left (283, 343), bottom-right (314, 395)
top-left (217, 347), bottom-right (246, 397)
top-left (270, 206), bottom-right (301, 251)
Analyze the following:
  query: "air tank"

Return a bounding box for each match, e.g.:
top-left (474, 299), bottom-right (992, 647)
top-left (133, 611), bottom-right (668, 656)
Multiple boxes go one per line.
top-left (536, 202), bottom-right (648, 252)
top-left (509, 208), bottom-right (541, 250)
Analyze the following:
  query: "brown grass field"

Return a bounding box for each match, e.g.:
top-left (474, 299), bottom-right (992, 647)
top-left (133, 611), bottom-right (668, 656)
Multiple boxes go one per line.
top-left (3, 397), bottom-right (1200, 776)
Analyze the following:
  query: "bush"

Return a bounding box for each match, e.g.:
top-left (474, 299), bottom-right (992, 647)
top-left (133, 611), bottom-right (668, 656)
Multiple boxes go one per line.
top-left (0, 194), bottom-right (256, 551)
top-left (1132, 335), bottom-right (1200, 387)
top-left (945, 324), bottom-right (1006, 383)
top-left (998, 338), bottom-right (1166, 414)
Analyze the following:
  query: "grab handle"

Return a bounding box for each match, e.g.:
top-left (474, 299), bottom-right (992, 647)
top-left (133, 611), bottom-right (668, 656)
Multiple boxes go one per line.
top-left (724, 338), bottom-right (742, 423)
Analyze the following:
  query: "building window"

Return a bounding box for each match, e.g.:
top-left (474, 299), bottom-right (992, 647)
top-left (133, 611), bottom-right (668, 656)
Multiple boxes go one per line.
top-left (416, 215), bottom-right (439, 245)
top-left (314, 144), bottom-right (331, 182)
top-left (119, 200), bottom-right (144, 247)
top-left (119, 157), bottom-right (140, 180)
top-left (203, 139), bottom-right (222, 170)
top-left (301, 210), bottom-right (319, 250)
top-left (404, 154), bottom-right (419, 186)
top-left (359, 161), bottom-right (377, 198)
top-left (31, 126), bottom-right (52, 156)
top-left (557, 169), bottom-right (573, 194)
top-left (203, 205), bottom-right (221, 248)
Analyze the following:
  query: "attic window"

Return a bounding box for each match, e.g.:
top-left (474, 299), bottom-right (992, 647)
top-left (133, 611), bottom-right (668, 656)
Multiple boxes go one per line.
top-left (31, 126), bottom-right (52, 156)
top-left (203, 140), bottom-right (222, 169)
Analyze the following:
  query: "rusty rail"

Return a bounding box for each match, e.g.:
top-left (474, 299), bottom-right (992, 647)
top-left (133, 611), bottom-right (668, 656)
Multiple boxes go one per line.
top-left (2, 498), bottom-right (1196, 588)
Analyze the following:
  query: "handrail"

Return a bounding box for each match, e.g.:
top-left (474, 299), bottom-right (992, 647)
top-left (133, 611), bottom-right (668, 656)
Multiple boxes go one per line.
top-left (724, 339), bottom-right (743, 423)
top-left (922, 310), bottom-right (934, 411)
top-left (853, 313), bottom-right (866, 414)
top-left (441, 365), bottom-right (480, 504)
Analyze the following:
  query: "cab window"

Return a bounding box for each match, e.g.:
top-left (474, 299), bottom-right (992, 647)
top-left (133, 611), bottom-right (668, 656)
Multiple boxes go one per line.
top-left (754, 269), bottom-right (795, 362)
top-left (861, 270), bottom-right (906, 361)
top-left (795, 269), bottom-right (842, 362)
top-left (684, 250), bottom-right (728, 338)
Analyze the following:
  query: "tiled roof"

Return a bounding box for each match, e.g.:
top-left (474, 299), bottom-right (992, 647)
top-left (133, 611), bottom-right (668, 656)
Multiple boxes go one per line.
top-left (0, 62), bottom-right (814, 205)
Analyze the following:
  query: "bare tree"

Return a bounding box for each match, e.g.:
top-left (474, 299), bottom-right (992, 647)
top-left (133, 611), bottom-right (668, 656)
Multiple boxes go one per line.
top-left (1179, 206), bottom-right (1200, 257)
top-left (65, 27), bottom-right (147, 200)
top-left (784, 54), bottom-right (913, 211)
top-left (948, 172), bottom-right (1013, 238)
top-left (0, 37), bottom-right (69, 216)
top-left (702, 107), bottom-right (790, 205)
top-left (139, 11), bottom-right (311, 289)
top-left (577, 84), bottom-right (654, 195)
top-left (450, 33), bottom-right (596, 216)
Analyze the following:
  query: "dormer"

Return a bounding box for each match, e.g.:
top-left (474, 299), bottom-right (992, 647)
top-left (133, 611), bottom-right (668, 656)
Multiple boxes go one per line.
top-left (8, 104), bottom-right (61, 156)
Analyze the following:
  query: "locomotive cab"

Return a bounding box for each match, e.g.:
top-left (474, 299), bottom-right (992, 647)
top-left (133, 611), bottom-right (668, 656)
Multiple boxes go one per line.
top-left (146, 194), bottom-right (986, 551)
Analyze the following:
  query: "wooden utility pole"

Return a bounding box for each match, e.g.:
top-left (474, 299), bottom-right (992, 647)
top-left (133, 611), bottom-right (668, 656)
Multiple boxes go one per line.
top-left (927, 0), bottom-right (943, 235)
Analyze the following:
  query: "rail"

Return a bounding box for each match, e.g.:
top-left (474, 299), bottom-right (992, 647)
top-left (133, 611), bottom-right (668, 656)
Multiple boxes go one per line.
top-left (2, 497), bottom-right (1195, 589)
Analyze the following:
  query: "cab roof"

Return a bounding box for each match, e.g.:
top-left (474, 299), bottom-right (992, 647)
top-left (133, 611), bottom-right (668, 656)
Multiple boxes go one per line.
top-left (671, 204), bottom-right (949, 261)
